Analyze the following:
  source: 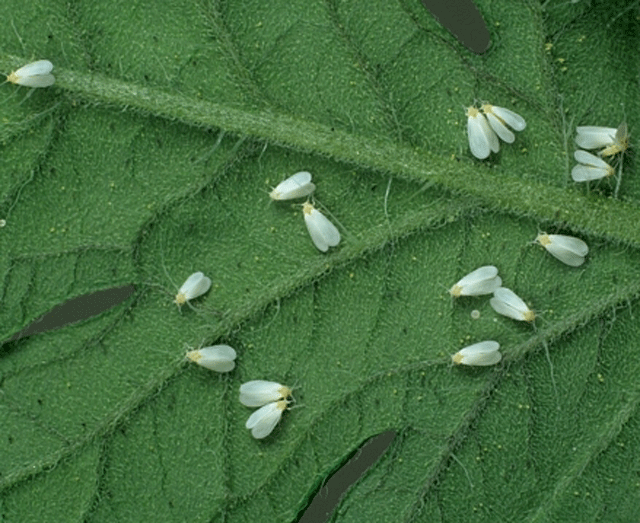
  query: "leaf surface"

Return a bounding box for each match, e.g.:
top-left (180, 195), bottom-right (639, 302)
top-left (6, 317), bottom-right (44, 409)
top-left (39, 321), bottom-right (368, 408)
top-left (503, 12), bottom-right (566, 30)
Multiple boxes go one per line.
top-left (1, 1), bottom-right (639, 522)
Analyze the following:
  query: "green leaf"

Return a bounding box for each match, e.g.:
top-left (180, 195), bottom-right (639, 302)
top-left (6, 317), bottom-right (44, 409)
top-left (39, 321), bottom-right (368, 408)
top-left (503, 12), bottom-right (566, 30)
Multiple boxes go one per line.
top-left (1, 0), bottom-right (639, 521)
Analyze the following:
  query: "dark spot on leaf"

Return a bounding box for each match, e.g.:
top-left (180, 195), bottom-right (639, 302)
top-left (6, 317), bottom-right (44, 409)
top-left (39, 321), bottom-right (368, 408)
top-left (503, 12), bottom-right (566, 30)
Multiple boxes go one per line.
top-left (420, 0), bottom-right (491, 54)
top-left (9, 285), bottom-right (135, 341)
top-left (297, 431), bottom-right (396, 523)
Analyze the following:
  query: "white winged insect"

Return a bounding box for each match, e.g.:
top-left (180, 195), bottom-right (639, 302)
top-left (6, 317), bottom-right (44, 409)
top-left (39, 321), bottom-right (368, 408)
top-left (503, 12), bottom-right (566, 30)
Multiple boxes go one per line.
top-left (239, 380), bottom-right (292, 407)
top-left (452, 340), bottom-right (502, 366)
top-left (245, 400), bottom-right (289, 439)
top-left (571, 150), bottom-right (615, 182)
top-left (466, 106), bottom-right (499, 159)
top-left (575, 123), bottom-right (629, 157)
top-left (174, 271), bottom-right (212, 306)
top-left (270, 171), bottom-right (316, 201)
top-left (490, 287), bottom-right (535, 322)
top-left (450, 265), bottom-right (502, 297)
top-left (535, 233), bottom-right (588, 267)
top-left (7, 60), bottom-right (55, 88)
top-left (186, 345), bottom-right (237, 372)
top-left (302, 202), bottom-right (340, 252)
top-left (575, 126), bottom-right (617, 149)
top-left (481, 104), bottom-right (526, 144)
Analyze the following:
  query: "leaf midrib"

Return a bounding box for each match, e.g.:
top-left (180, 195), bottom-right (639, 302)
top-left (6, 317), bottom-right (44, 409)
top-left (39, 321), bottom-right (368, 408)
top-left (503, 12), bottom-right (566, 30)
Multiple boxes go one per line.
top-left (9, 57), bottom-right (635, 248)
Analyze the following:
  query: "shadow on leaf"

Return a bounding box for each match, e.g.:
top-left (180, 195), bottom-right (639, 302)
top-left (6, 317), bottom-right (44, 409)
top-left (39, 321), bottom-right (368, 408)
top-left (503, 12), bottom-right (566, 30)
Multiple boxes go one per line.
top-left (297, 431), bottom-right (396, 523)
top-left (8, 285), bottom-right (135, 341)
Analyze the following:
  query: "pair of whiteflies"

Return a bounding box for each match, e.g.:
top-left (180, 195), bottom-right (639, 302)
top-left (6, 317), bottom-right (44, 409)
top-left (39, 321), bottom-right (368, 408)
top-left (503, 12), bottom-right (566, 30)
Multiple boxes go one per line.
top-left (270, 172), bottom-right (341, 252)
top-left (452, 234), bottom-right (589, 303)
top-left (466, 103), bottom-right (527, 160)
top-left (185, 353), bottom-right (292, 439)
top-left (449, 234), bottom-right (589, 295)
top-left (6, 59), bottom-right (55, 88)
top-left (178, 279), bottom-right (236, 369)
top-left (571, 123), bottom-right (629, 182)
top-left (240, 380), bottom-right (293, 439)
top-left (450, 265), bottom-right (535, 323)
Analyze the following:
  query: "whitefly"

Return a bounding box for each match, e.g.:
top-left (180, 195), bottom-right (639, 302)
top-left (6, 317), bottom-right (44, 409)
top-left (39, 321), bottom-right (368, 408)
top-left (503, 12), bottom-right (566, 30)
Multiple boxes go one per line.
top-left (239, 380), bottom-right (292, 407)
top-left (535, 233), bottom-right (588, 267)
top-left (452, 340), bottom-right (502, 366)
top-left (302, 202), bottom-right (340, 252)
top-left (7, 60), bottom-right (55, 88)
top-left (186, 345), bottom-right (237, 373)
top-left (450, 265), bottom-right (502, 297)
top-left (245, 400), bottom-right (289, 439)
top-left (466, 106), bottom-right (499, 160)
top-left (481, 103), bottom-right (526, 144)
top-left (270, 171), bottom-right (316, 200)
top-left (490, 287), bottom-right (535, 322)
top-left (174, 271), bottom-right (212, 306)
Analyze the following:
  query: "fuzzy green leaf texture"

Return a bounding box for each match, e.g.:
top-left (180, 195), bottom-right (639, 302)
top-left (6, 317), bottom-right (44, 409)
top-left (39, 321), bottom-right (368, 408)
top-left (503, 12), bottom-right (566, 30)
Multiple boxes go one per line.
top-left (1, 1), bottom-right (640, 521)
